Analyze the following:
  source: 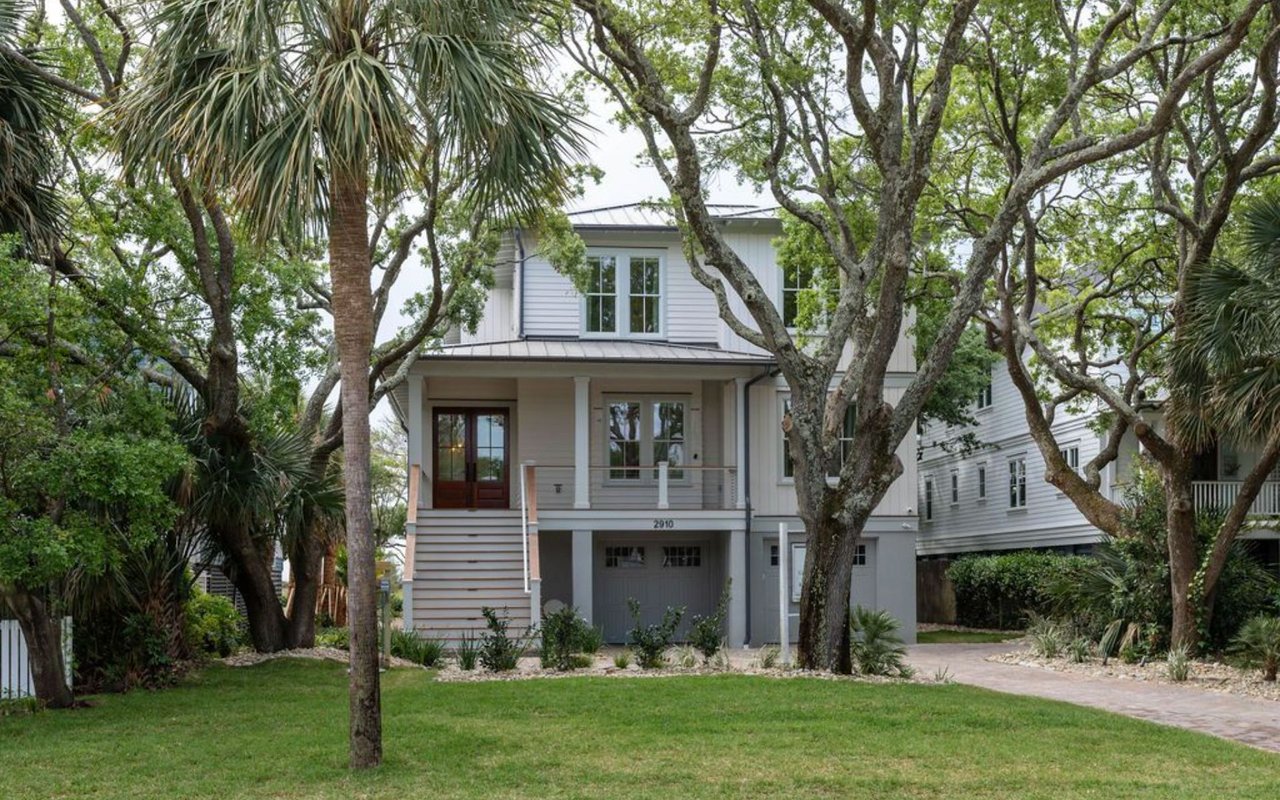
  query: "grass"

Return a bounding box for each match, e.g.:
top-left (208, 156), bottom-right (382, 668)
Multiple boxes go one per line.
top-left (917, 629), bottom-right (1023, 644)
top-left (1, 659), bottom-right (1276, 799)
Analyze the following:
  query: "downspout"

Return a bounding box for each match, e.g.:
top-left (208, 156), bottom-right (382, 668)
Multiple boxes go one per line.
top-left (742, 366), bottom-right (779, 645)
top-left (514, 227), bottom-right (527, 340)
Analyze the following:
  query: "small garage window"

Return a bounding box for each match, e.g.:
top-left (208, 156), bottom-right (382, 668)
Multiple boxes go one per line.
top-left (662, 546), bottom-right (701, 567)
top-left (769, 545), bottom-right (779, 566)
top-left (605, 546), bottom-right (645, 568)
top-left (853, 544), bottom-right (867, 566)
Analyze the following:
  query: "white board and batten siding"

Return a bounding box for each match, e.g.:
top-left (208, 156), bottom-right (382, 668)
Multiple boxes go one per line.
top-left (1, 618), bottom-right (73, 699)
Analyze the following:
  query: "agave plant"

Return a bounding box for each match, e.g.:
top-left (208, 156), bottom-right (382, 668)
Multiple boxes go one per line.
top-left (1232, 616), bottom-right (1280, 682)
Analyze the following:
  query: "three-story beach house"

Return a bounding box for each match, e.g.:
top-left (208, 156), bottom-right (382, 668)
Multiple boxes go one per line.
top-left (392, 204), bottom-right (919, 646)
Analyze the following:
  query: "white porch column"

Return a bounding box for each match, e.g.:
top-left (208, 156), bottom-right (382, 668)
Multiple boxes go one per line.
top-left (574, 376), bottom-right (591, 509)
top-left (404, 373), bottom-right (424, 630)
top-left (734, 376), bottom-right (748, 509)
top-left (572, 529), bottom-right (594, 623)
top-left (727, 528), bottom-right (747, 647)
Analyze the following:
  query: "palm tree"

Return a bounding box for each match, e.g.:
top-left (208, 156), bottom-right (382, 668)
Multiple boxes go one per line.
top-left (115, 0), bottom-right (584, 767)
top-left (1169, 193), bottom-right (1280, 638)
top-left (0, 0), bottom-right (62, 252)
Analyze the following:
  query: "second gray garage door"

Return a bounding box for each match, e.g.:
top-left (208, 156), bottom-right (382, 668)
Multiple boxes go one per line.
top-left (593, 535), bottom-right (722, 643)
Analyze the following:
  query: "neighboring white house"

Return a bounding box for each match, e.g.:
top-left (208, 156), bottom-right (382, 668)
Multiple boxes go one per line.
top-left (917, 361), bottom-right (1280, 569)
top-left (391, 203), bottom-right (919, 646)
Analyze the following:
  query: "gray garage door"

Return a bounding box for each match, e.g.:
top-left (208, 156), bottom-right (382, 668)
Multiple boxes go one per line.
top-left (594, 537), bottom-right (719, 643)
top-left (757, 537), bottom-right (877, 644)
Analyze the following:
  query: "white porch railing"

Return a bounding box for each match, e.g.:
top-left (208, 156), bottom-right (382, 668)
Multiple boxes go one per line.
top-left (1, 617), bottom-right (72, 700)
top-left (519, 464), bottom-right (541, 616)
top-left (1193, 481), bottom-right (1280, 516)
top-left (523, 464), bottom-right (739, 511)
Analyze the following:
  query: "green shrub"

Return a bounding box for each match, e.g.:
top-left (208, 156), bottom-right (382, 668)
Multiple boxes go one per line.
top-left (1232, 615), bottom-right (1280, 681)
top-left (849, 606), bottom-right (910, 677)
top-left (479, 607), bottom-right (529, 672)
top-left (315, 626), bottom-right (349, 650)
top-left (539, 606), bottom-right (599, 671)
top-left (626, 598), bottom-right (684, 669)
top-left (578, 623), bottom-right (604, 655)
top-left (688, 580), bottom-right (730, 663)
top-left (455, 630), bottom-right (479, 671)
top-left (948, 551), bottom-right (1090, 629)
top-left (755, 645), bottom-right (780, 670)
top-left (1067, 637), bottom-right (1091, 663)
top-left (390, 629), bottom-right (444, 667)
top-left (184, 590), bottom-right (243, 657)
top-left (612, 650), bottom-right (632, 669)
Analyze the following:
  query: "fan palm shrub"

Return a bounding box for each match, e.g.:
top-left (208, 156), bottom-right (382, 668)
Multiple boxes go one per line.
top-left (849, 606), bottom-right (911, 677)
top-left (1232, 616), bottom-right (1280, 681)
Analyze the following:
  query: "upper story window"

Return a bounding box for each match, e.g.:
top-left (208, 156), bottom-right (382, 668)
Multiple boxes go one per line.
top-left (949, 470), bottom-right (959, 505)
top-left (1060, 445), bottom-right (1080, 475)
top-left (781, 262), bottom-right (837, 329)
top-left (977, 464), bottom-right (987, 500)
top-left (781, 396), bottom-right (855, 479)
top-left (583, 250), bottom-right (663, 337)
top-left (606, 395), bottom-right (688, 481)
top-left (924, 476), bottom-right (934, 521)
top-left (976, 368), bottom-right (994, 410)
top-left (781, 262), bottom-right (813, 328)
top-left (1008, 457), bottom-right (1027, 509)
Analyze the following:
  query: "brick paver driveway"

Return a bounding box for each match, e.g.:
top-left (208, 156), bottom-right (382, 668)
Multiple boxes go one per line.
top-left (908, 643), bottom-right (1280, 753)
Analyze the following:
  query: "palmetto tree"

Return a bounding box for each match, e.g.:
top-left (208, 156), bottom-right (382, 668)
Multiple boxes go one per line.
top-left (115, 0), bottom-right (583, 766)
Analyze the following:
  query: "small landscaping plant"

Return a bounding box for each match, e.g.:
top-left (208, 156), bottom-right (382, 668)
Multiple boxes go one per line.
top-left (674, 645), bottom-right (698, 669)
top-left (1232, 615), bottom-right (1280, 681)
top-left (1165, 644), bottom-right (1192, 682)
top-left (539, 606), bottom-right (600, 671)
top-left (184, 590), bottom-right (244, 658)
top-left (315, 626), bottom-right (349, 650)
top-left (391, 629), bottom-right (445, 667)
top-left (755, 646), bottom-right (781, 670)
top-left (455, 630), bottom-right (479, 671)
top-left (849, 606), bottom-right (911, 677)
top-left (626, 598), bottom-right (684, 669)
top-left (688, 580), bottom-right (730, 663)
top-left (1026, 614), bottom-right (1065, 659)
top-left (479, 607), bottom-right (529, 671)
top-left (612, 650), bottom-right (632, 669)
top-left (1067, 637), bottom-right (1091, 663)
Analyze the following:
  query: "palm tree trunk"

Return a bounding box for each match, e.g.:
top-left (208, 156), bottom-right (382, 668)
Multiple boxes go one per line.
top-left (328, 168), bottom-right (382, 769)
top-left (3, 588), bottom-right (73, 709)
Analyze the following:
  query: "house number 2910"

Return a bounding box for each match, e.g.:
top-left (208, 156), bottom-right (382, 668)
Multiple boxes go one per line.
top-left (652, 519), bottom-right (675, 529)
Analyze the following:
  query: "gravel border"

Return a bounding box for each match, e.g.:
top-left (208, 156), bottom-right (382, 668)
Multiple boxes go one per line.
top-left (990, 648), bottom-right (1280, 702)
top-left (222, 647), bottom-right (423, 670)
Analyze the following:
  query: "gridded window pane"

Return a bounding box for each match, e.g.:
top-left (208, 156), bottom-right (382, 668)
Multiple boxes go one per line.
top-left (924, 478), bottom-right (934, 520)
top-left (605, 546), bottom-right (645, 568)
top-left (769, 545), bottom-right (780, 566)
top-left (977, 369), bottom-right (993, 409)
top-left (475, 413), bottom-right (505, 481)
top-left (629, 257), bottom-right (660, 334)
top-left (586, 256), bottom-right (617, 333)
top-left (662, 546), bottom-right (701, 567)
top-left (1009, 458), bottom-right (1027, 508)
top-left (435, 413), bottom-right (466, 480)
top-left (950, 471), bottom-right (959, 504)
top-left (1060, 446), bottom-right (1080, 473)
top-left (852, 544), bottom-right (867, 566)
top-left (977, 466), bottom-right (987, 499)
top-left (652, 401), bottom-right (686, 480)
top-left (781, 262), bottom-right (813, 328)
top-left (608, 402), bottom-right (641, 479)
top-left (782, 398), bottom-right (794, 478)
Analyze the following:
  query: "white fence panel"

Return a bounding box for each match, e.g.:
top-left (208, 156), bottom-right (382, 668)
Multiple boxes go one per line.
top-left (1, 618), bottom-right (73, 700)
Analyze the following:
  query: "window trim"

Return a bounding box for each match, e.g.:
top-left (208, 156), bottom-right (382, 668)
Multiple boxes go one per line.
top-left (976, 463), bottom-right (988, 502)
top-left (602, 393), bottom-right (691, 486)
top-left (580, 248), bottom-right (666, 339)
top-left (779, 392), bottom-right (855, 484)
top-left (923, 475), bottom-right (935, 521)
top-left (975, 367), bottom-right (994, 411)
top-left (1008, 456), bottom-right (1028, 510)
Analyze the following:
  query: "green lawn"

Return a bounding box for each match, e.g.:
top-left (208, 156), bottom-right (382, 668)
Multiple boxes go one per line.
top-left (917, 629), bottom-right (1023, 644)
top-left (1, 660), bottom-right (1275, 799)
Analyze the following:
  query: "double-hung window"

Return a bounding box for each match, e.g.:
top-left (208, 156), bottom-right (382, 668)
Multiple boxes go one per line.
top-left (949, 470), bottom-right (960, 505)
top-left (781, 396), bottom-right (855, 480)
top-left (1060, 445), bottom-right (1080, 475)
top-left (606, 395), bottom-right (688, 481)
top-left (977, 464), bottom-right (987, 500)
top-left (583, 250), bottom-right (663, 337)
top-left (976, 368), bottom-right (993, 410)
top-left (924, 477), bottom-right (934, 521)
top-left (1008, 457), bottom-right (1027, 509)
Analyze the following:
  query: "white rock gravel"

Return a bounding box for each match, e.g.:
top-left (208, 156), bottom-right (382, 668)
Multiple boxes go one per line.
top-left (222, 647), bottom-right (422, 670)
top-left (990, 648), bottom-right (1280, 702)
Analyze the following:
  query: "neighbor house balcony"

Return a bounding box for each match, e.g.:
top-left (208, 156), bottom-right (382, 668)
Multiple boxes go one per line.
top-left (1192, 481), bottom-right (1280, 517)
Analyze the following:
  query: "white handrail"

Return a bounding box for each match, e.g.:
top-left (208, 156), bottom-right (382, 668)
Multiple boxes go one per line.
top-left (519, 461), bottom-right (531, 594)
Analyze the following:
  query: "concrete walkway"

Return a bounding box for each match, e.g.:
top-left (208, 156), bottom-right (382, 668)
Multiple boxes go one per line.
top-left (908, 643), bottom-right (1280, 753)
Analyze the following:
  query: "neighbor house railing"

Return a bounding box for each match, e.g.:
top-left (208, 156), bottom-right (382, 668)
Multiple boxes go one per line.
top-left (1, 617), bottom-right (72, 700)
top-left (1192, 481), bottom-right (1280, 517)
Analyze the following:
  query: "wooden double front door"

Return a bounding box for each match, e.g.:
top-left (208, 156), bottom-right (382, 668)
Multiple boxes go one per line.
top-left (433, 408), bottom-right (510, 509)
